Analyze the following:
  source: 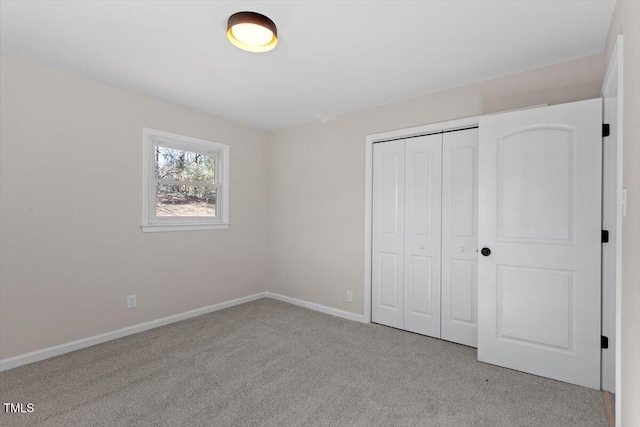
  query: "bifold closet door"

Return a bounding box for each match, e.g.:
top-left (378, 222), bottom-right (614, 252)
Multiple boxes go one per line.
top-left (372, 135), bottom-right (442, 337)
top-left (441, 129), bottom-right (479, 347)
top-left (372, 139), bottom-right (405, 329)
top-left (403, 135), bottom-right (442, 337)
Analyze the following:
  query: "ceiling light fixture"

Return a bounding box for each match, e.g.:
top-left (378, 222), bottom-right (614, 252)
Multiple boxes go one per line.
top-left (227, 11), bottom-right (278, 53)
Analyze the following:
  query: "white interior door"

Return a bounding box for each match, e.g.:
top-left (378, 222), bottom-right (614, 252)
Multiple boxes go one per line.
top-left (403, 135), bottom-right (442, 337)
top-left (372, 139), bottom-right (405, 329)
top-left (441, 128), bottom-right (479, 347)
top-left (478, 99), bottom-right (602, 389)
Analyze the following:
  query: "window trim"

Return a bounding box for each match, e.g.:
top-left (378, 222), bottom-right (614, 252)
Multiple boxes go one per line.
top-left (142, 128), bottom-right (230, 232)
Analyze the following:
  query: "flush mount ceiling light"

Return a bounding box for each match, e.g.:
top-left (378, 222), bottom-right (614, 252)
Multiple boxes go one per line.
top-left (227, 11), bottom-right (278, 53)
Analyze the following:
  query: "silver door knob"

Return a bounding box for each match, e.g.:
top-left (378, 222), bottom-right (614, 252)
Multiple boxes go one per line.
top-left (419, 244), bottom-right (425, 249)
top-left (459, 247), bottom-right (465, 252)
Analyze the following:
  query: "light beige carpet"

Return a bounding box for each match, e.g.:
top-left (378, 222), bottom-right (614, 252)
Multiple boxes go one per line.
top-left (0, 298), bottom-right (607, 426)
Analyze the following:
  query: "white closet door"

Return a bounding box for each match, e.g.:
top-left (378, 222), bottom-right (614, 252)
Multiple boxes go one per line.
top-left (403, 135), bottom-right (442, 337)
top-left (372, 139), bottom-right (405, 329)
top-left (478, 99), bottom-right (602, 389)
top-left (441, 128), bottom-right (478, 347)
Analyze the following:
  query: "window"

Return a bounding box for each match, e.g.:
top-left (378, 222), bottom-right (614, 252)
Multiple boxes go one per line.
top-left (142, 128), bottom-right (229, 232)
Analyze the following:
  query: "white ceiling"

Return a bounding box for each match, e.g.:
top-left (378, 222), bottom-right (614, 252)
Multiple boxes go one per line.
top-left (0, 1), bottom-right (615, 130)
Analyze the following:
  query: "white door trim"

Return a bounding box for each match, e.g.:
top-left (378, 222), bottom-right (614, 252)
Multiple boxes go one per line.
top-left (364, 116), bottom-right (480, 323)
top-left (601, 33), bottom-right (623, 422)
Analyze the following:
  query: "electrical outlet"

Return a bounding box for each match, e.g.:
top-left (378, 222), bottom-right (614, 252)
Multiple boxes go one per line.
top-left (127, 295), bottom-right (136, 309)
top-left (346, 291), bottom-right (353, 303)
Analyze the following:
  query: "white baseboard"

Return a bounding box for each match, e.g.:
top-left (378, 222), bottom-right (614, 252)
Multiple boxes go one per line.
top-left (265, 292), bottom-right (366, 323)
top-left (0, 291), bottom-right (366, 373)
top-left (0, 292), bottom-right (267, 372)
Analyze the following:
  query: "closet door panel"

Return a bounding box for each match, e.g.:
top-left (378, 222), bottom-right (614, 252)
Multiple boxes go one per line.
top-left (372, 140), bottom-right (405, 329)
top-left (441, 128), bottom-right (479, 347)
top-left (403, 135), bottom-right (442, 337)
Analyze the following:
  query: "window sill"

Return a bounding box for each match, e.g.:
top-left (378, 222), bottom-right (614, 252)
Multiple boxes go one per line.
top-left (141, 223), bottom-right (230, 233)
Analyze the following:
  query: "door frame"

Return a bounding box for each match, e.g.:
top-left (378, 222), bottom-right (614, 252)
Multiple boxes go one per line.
top-left (601, 34), bottom-right (623, 415)
top-left (364, 116), bottom-right (480, 323)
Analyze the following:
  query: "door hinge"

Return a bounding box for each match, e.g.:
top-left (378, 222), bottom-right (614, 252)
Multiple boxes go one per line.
top-left (601, 335), bottom-right (609, 349)
top-left (603, 124), bottom-right (610, 137)
top-left (602, 230), bottom-right (609, 243)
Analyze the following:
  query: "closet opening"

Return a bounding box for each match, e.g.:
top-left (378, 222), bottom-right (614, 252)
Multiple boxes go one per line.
top-left (369, 124), bottom-right (479, 347)
top-left (364, 116), bottom-right (481, 331)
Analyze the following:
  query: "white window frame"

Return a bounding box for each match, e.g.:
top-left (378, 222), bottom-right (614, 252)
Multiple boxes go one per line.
top-left (142, 128), bottom-right (230, 232)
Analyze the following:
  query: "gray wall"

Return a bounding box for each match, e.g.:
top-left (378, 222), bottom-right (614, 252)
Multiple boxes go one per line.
top-left (0, 56), bottom-right (270, 359)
